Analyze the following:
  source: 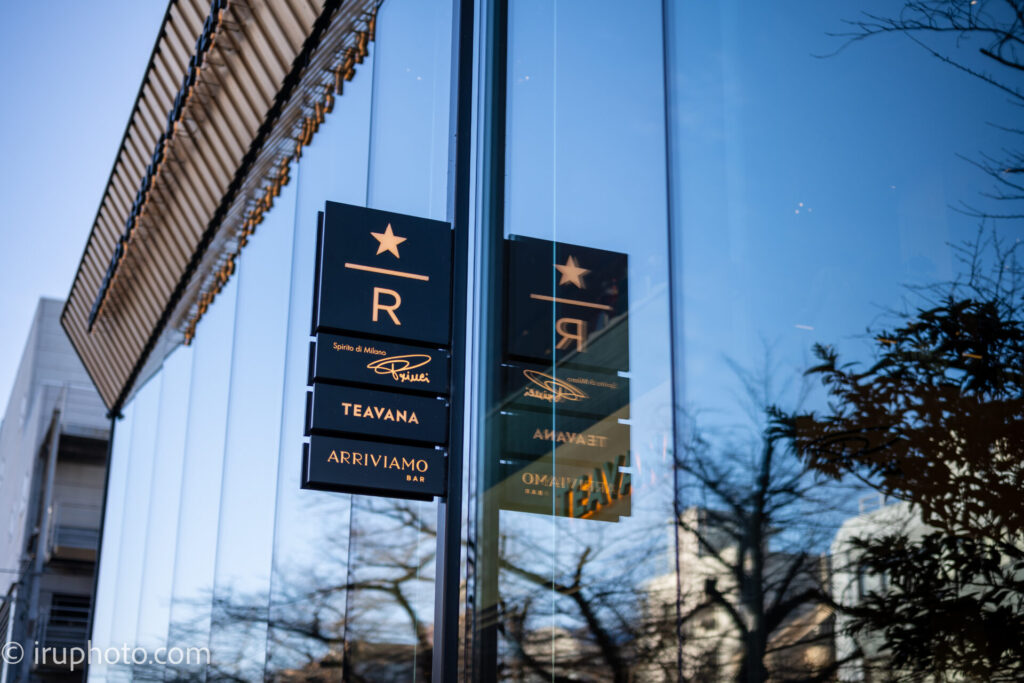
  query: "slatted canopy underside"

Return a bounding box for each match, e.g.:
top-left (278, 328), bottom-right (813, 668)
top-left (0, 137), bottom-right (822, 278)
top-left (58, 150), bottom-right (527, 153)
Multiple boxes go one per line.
top-left (62, 0), bottom-right (379, 412)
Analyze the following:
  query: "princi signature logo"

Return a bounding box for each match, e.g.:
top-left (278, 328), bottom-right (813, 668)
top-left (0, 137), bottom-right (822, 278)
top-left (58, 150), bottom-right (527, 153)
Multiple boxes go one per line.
top-left (366, 354), bottom-right (432, 383)
top-left (523, 369), bottom-right (588, 403)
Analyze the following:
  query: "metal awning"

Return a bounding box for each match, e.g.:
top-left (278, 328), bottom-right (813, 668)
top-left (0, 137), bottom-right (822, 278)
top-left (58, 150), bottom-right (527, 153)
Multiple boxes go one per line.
top-left (61, 0), bottom-right (379, 412)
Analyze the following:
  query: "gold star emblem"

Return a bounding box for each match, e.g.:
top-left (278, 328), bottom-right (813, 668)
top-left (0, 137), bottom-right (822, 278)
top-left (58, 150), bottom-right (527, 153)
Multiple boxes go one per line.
top-left (554, 255), bottom-right (590, 289)
top-left (371, 223), bottom-right (407, 258)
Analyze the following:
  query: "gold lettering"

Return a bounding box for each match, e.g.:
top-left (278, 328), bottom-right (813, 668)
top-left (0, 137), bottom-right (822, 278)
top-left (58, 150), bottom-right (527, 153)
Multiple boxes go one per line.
top-left (369, 453), bottom-right (382, 467)
top-left (555, 317), bottom-right (587, 352)
top-left (592, 466), bottom-right (611, 507)
top-left (353, 452), bottom-right (364, 466)
top-left (338, 403), bottom-right (423, 424)
top-left (340, 451), bottom-right (351, 464)
top-left (569, 482), bottom-right (589, 518)
top-left (327, 451), bottom-right (340, 463)
top-left (416, 459), bottom-right (428, 473)
top-left (618, 471), bottom-right (631, 497)
top-left (372, 287), bottom-right (402, 325)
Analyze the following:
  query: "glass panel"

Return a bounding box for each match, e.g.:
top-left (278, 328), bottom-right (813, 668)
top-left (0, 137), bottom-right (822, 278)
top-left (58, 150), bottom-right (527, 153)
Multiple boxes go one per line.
top-left (471, 0), bottom-right (678, 678)
top-left (87, 399), bottom-right (134, 683)
top-left (342, 0), bottom-right (455, 678)
top-left (133, 346), bottom-right (193, 680)
top-left (206, 173), bottom-right (298, 679)
top-left (666, 1), bottom-right (1023, 680)
top-left (263, 41), bottom-right (375, 678)
top-left (165, 276), bottom-right (237, 680)
top-left (366, 0), bottom-right (453, 221)
top-left (106, 373), bottom-right (162, 681)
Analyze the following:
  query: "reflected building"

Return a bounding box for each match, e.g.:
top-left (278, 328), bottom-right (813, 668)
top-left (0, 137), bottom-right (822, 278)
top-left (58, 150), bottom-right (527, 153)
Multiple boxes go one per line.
top-left (38, 0), bottom-right (1024, 680)
top-left (644, 507), bottom-right (834, 681)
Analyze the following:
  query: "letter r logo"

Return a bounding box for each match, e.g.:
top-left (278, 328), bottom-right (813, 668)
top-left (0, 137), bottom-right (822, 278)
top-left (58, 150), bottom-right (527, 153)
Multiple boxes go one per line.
top-left (372, 287), bottom-right (402, 325)
top-left (555, 317), bottom-right (587, 352)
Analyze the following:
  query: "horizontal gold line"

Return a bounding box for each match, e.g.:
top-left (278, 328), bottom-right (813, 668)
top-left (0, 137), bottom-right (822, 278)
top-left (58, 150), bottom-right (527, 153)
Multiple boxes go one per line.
top-left (344, 263), bottom-right (430, 281)
top-left (529, 294), bottom-right (613, 311)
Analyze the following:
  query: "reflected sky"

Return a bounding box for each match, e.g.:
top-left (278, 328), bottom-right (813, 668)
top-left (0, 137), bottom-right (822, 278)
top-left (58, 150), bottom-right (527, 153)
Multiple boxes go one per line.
top-left (673, 0), bottom-right (1021, 427)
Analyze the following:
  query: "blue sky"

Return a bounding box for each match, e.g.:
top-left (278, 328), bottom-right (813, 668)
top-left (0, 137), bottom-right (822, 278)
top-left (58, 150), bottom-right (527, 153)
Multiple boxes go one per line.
top-left (0, 1), bottom-right (166, 406)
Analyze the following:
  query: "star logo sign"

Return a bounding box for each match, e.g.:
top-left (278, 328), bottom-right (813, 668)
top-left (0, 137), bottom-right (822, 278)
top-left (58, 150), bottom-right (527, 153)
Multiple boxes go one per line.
top-left (554, 255), bottom-right (589, 289)
top-left (371, 223), bottom-right (407, 258)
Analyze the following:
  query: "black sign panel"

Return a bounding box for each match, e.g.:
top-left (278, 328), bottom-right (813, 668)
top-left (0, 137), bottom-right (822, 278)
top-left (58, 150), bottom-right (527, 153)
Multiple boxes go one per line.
top-left (303, 435), bottom-right (446, 500)
top-left (309, 384), bottom-right (448, 445)
top-left (502, 362), bottom-right (629, 419)
top-left (312, 333), bottom-right (450, 395)
top-left (314, 201), bottom-right (453, 345)
top-left (506, 236), bottom-right (628, 371)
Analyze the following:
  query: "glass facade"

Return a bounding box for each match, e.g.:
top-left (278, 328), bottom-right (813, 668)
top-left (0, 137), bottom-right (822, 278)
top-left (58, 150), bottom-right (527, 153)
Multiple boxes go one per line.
top-left (88, 0), bottom-right (1023, 681)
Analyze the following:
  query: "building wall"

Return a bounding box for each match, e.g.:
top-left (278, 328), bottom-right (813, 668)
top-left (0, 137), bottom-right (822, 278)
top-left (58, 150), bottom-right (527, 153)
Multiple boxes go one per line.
top-left (80, 0), bottom-right (1023, 680)
top-left (0, 299), bottom-right (107, 596)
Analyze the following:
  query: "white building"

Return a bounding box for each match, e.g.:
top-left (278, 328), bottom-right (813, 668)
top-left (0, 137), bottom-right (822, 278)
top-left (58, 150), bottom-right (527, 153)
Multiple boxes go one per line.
top-left (830, 496), bottom-right (929, 682)
top-left (0, 299), bottom-right (109, 683)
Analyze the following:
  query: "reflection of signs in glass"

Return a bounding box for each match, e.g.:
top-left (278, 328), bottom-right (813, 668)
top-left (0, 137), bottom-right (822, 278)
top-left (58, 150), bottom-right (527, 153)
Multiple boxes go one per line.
top-left (502, 363), bottom-right (629, 419)
top-left (522, 369), bottom-right (588, 404)
top-left (314, 202), bottom-right (452, 345)
top-left (506, 236), bottom-right (628, 371)
top-left (367, 354), bottom-right (433, 384)
top-left (553, 254), bottom-right (589, 288)
top-left (566, 454), bottom-right (631, 521)
top-left (498, 454), bottom-right (631, 522)
top-left (501, 410), bottom-right (629, 462)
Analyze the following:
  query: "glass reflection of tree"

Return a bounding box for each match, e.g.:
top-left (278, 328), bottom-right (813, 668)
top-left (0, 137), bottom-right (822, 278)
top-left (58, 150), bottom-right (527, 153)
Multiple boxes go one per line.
top-left (774, 234), bottom-right (1024, 681)
top-left (675, 354), bottom-right (852, 683)
top-left (769, 1), bottom-right (1024, 677)
top-left (152, 497), bottom-right (436, 682)
top-left (494, 515), bottom-right (678, 682)
top-left (156, 499), bottom-right (678, 681)
top-left (833, 2), bottom-right (1024, 214)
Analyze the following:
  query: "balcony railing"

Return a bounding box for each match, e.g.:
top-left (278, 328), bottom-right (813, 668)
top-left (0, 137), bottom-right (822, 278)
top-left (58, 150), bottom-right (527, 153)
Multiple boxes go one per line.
top-left (47, 502), bottom-right (101, 562)
top-left (35, 595), bottom-right (90, 668)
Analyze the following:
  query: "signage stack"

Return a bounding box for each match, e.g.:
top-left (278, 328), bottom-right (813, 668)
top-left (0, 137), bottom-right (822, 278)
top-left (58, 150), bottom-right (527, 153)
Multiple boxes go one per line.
top-left (303, 202), bottom-right (453, 501)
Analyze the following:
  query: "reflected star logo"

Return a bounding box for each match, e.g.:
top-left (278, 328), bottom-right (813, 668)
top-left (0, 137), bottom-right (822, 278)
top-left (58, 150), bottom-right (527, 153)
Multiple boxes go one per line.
top-left (371, 223), bottom-right (407, 258)
top-left (554, 255), bottom-right (589, 289)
